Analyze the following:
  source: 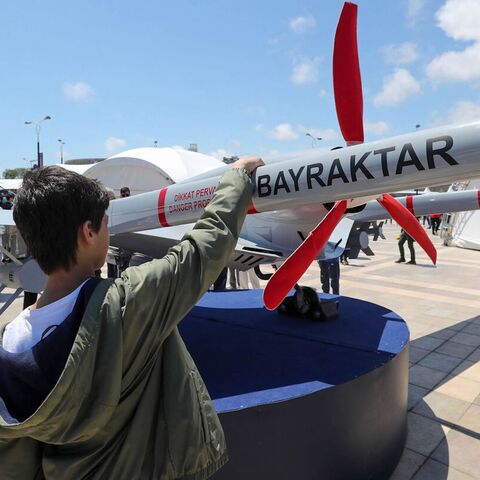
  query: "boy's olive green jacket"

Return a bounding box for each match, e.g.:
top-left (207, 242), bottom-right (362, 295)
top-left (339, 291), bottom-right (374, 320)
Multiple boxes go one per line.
top-left (0, 168), bottom-right (252, 479)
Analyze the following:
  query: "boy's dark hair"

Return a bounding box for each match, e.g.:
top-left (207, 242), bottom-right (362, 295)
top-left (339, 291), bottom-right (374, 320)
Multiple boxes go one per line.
top-left (13, 166), bottom-right (109, 274)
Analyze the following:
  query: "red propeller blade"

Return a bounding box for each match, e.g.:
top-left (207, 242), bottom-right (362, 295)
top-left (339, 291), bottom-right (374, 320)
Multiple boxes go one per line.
top-left (263, 200), bottom-right (348, 311)
top-left (333, 2), bottom-right (364, 145)
top-left (377, 194), bottom-right (437, 265)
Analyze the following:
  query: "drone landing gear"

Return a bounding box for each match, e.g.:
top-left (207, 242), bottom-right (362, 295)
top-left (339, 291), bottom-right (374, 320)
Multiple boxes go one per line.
top-left (277, 285), bottom-right (339, 320)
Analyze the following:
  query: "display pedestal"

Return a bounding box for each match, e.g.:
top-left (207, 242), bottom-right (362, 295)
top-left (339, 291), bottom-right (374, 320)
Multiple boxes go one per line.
top-left (179, 290), bottom-right (409, 480)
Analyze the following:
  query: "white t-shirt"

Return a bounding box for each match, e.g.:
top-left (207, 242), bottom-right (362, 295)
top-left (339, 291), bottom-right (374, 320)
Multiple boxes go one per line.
top-left (2, 280), bottom-right (88, 354)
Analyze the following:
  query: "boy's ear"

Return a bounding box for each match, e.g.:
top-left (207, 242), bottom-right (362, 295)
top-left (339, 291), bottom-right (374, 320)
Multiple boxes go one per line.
top-left (79, 220), bottom-right (95, 245)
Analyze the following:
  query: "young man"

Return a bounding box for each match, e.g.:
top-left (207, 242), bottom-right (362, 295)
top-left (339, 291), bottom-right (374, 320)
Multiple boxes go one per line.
top-left (0, 156), bottom-right (263, 479)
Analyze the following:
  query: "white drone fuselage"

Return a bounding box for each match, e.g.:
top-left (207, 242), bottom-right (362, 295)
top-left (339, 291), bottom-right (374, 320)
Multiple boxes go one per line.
top-left (2, 121), bottom-right (480, 294)
top-left (108, 121), bottom-right (480, 242)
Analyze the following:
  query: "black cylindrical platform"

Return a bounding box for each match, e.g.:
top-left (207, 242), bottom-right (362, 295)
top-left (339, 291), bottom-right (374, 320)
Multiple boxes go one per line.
top-left (179, 290), bottom-right (409, 480)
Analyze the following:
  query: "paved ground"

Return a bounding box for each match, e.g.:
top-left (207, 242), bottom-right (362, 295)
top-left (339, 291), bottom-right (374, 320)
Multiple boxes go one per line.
top-left (298, 223), bottom-right (480, 480)
top-left (1, 223), bottom-right (479, 479)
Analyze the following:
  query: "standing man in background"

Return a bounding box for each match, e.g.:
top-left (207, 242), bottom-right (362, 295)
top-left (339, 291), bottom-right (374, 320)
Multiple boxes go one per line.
top-left (319, 256), bottom-right (340, 295)
top-left (395, 228), bottom-right (416, 265)
top-left (430, 214), bottom-right (442, 235)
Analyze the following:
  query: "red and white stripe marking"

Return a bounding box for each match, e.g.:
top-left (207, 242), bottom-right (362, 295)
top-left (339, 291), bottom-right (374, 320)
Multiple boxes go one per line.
top-left (157, 187), bottom-right (169, 227)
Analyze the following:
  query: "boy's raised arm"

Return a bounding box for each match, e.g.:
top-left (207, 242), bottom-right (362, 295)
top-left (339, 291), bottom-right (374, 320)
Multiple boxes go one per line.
top-left (117, 158), bottom-right (263, 356)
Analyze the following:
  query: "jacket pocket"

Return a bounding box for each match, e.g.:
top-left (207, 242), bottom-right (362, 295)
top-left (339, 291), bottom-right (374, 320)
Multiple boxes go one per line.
top-left (189, 370), bottom-right (213, 444)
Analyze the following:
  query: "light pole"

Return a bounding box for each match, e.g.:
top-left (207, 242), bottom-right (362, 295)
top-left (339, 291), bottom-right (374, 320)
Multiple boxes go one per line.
top-left (415, 124), bottom-right (421, 130)
top-left (58, 139), bottom-right (65, 164)
top-left (306, 133), bottom-right (322, 148)
top-left (24, 115), bottom-right (52, 168)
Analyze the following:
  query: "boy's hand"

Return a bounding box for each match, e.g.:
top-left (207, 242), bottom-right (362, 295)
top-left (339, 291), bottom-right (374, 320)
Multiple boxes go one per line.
top-left (231, 156), bottom-right (265, 175)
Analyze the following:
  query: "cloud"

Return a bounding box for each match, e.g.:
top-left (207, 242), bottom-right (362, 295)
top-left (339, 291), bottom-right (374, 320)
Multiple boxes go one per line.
top-left (211, 138), bottom-right (241, 159)
top-left (383, 42), bottom-right (419, 65)
top-left (210, 149), bottom-right (233, 160)
top-left (63, 82), bottom-right (94, 102)
top-left (105, 137), bottom-right (126, 153)
top-left (289, 14), bottom-right (316, 33)
top-left (269, 123), bottom-right (299, 140)
top-left (436, 0), bottom-right (480, 41)
top-left (291, 57), bottom-right (321, 85)
top-left (374, 68), bottom-right (421, 106)
top-left (442, 100), bottom-right (480, 124)
top-left (426, 43), bottom-right (480, 82)
top-left (407, 0), bottom-right (426, 26)
top-left (267, 124), bottom-right (338, 142)
top-left (364, 121), bottom-right (390, 136)
top-left (426, 0), bottom-right (480, 83)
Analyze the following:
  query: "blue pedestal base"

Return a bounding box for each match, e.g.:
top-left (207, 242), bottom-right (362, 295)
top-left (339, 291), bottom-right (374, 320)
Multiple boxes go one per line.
top-left (179, 290), bottom-right (409, 480)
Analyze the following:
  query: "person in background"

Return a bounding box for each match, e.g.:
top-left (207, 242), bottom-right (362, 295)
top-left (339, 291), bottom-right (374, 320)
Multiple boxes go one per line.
top-left (422, 215), bottom-right (431, 229)
top-left (1, 193), bottom-right (14, 210)
top-left (318, 256), bottom-right (340, 295)
top-left (105, 187), bottom-right (116, 201)
top-left (395, 228), bottom-right (416, 265)
top-left (430, 213), bottom-right (442, 235)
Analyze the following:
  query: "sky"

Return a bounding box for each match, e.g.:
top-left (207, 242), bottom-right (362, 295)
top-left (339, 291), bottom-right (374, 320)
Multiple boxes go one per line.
top-left (2, 0), bottom-right (480, 174)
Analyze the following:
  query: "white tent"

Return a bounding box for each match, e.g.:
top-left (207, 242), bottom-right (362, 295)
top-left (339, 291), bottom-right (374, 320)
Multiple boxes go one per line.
top-left (83, 147), bottom-right (222, 197)
top-left (0, 179), bottom-right (22, 191)
top-left (1, 166), bottom-right (92, 191)
top-left (450, 178), bottom-right (480, 251)
top-left (56, 164), bottom-right (92, 175)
